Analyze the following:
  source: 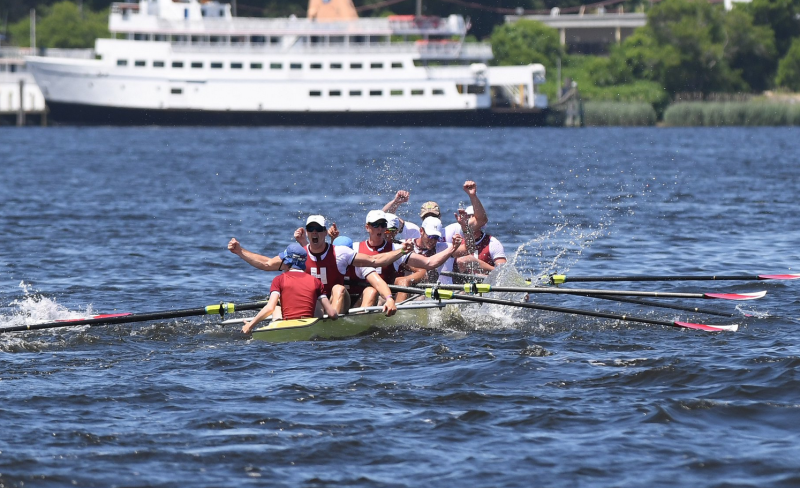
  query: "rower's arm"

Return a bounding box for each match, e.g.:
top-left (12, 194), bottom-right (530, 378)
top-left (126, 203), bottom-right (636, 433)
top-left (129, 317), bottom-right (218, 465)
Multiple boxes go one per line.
top-left (352, 242), bottom-right (412, 268)
top-left (365, 272), bottom-right (397, 316)
top-left (242, 292), bottom-right (279, 334)
top-left (407, 243), bottom-right (458, 270)
top-left (229, 238), bottom-right (282, 271)
top-left (294, 227), bottom-right (309, 247)
top-left (464, 180), bottom-right (488, 228)
top-left (320, 296), bottom-right (338, 320)
top-left (382, 190), bottom-right (410, 214)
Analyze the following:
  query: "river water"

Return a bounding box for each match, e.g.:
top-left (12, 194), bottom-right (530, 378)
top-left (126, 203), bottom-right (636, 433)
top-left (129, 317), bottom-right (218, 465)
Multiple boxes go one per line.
top-left (2, 126), bottom-right (800, 487)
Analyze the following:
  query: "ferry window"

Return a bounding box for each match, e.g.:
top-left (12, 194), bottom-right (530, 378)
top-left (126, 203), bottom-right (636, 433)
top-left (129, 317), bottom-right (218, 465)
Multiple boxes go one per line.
top-left (310, 63), bottom-right (322, 69)
top-left (330, 36), bottom-right (345, 45)
top-left (231, 62), bottom-right (243, 69)
top-left (211, 62), bottom-right (223, 69)
top-left (350, 63), bottom-right (362, 69)
top-left (411, 89), bottom-right (423, 96)
top-left (467, 85), bottom-right (486, 94)
top-left (250, 35), bottom-right (266, 44)
top-left (270, 36), bottom-right (281, 45)
top-left (330, 90), bottom-right (341, 97)
top-left (154, 34), bottom-right (167, 42)
top-left (117, 59), bottom-right (128, 66)
top-left (290, 63), bottom-right (302, 70)
top-left (134, 33), bottom-right (148, 41)
top-left (171, 88), bottom-right (182, 94)
top-left (250, 63), bottom-right (263, 69)
top-left (432, 89), bottom-right (445, 95)
top-left (370, 90), bottom-right (382, 96)
top-left (310, 36), bottom-right (323, 45)
top-left (191, 62), bottom-right (203, 69)
top-left (370, 62), bottom-right (383, 69)
top-left (392, 62), bottom-right (403, 69)
top-left (153, 61), bottom-right (165, 68)
top-left (231, 36), bottom-right (246, 45)
top-left (172, 61), bottom-right (184, 68)
top-left (270, 63), bottom-right (283, 70)
top-left (330, 63), bottom-right (342, 69)
top-left (349, 90), bottom-right (362, 96)
top-left (310, 91), bottom-right (322, 97)
top-left (210, 36), bottom-right (223, 44)
top-left (134, 60), bottom-right (146, 67)
top-left (390, 89), bottom-right (403, 96)
top-left (351, 35), bottom-right (366, 44)
top-left (369, 36), bottom-right (383, 44)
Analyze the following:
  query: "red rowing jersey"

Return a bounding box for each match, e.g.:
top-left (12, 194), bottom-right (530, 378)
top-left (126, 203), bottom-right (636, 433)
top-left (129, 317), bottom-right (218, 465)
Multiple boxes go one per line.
top-left (304, 243), bottom-right (346, 297)
top-left (351, 239), bottom-right (398, 295)
top-left (269, 270), bottom-right (326, 320)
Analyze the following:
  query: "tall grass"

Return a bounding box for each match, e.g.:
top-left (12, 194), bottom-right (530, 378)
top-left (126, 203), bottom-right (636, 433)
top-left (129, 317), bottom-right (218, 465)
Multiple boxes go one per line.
top-left (583, 101), bottom-right (657, 126)
top-left (663, 102), bottom-right (800, 126)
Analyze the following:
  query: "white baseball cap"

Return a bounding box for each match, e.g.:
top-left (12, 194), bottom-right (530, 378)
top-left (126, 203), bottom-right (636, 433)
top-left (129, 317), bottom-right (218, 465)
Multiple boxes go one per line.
top-left (306, 215), bottom-right (326, 228)
top-left (465, 205), bottom-right (474, 215)
top-left (385, 213), bottom-right (400, 230)
top-left (365, 209), bottom-right (387, 224)
top-left (421, 217), bottom-right (443, 239)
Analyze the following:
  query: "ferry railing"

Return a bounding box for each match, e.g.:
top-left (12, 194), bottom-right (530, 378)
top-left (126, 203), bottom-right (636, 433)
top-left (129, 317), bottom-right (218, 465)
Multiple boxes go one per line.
top-left (169, 41), bottom-right (493, 59)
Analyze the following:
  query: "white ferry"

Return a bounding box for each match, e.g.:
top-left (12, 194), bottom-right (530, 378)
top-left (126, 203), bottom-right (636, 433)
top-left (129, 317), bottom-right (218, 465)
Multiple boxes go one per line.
top-left (25, 0), bottom-right (550, 126)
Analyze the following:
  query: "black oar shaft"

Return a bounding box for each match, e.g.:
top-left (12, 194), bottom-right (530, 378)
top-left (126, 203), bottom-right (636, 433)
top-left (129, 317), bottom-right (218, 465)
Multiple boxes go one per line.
top-left (552, 275), bottom-right (761, 283)
top-left (588, 295), bottom-right (736, 318)
top-left (1, 300), bottom-right (269, 334)
top-left (389, 285), bottom-right (685, 329)
top-left (418, 283), bottom-right (710, 300)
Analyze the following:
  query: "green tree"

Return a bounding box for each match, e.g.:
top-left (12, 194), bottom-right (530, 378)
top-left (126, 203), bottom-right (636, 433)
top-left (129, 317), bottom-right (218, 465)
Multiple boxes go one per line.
top-left (775, 38), bottom-right (800, 91)
top-left (748, 0), bottom-right (800, 58)
top-left (489, 19), bottom-right (561, 68)
top-left (9, 1), bottom-right (108, 48)
top-left (723, 8), bottom-right (777, 92)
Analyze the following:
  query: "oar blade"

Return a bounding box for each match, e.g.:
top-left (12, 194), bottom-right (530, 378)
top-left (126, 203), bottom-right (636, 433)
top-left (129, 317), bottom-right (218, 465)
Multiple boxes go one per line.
top-left (704, 291), bottom-right (766, 300)
top-left (674, 321), bottom-right (738, 332)
top-left (758, 274), bottom-right (800, 280)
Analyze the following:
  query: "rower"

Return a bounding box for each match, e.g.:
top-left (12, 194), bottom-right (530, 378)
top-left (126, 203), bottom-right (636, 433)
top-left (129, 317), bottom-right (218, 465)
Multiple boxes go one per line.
top-left (353, 210), bottom-right (462, 306)
top-left (454, 206), bottom-right (507, 275)
top-left (241, 243), bottom-right (338, 334)
top-left (393, 217), bottom-right (461, 303)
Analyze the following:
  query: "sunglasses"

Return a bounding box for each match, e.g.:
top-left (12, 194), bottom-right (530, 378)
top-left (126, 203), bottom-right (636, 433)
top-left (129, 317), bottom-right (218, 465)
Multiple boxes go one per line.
top-left (306, 225), bottom-right (326, 233)
top-left (369, 221), bottom-right (388, 229)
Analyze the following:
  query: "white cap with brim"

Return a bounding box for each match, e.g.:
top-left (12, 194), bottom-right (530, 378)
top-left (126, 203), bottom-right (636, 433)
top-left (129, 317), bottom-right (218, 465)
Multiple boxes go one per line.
top-left (366, 209), bottom-right (387, 224)
top-left (385, 213), bottom-right (400, 230)
top-left (465, 206), bottom-right (474, 215)
top-left (421, 217), bottom-right (443, 239)
top-left (306, 215), bottom-right (326, 228)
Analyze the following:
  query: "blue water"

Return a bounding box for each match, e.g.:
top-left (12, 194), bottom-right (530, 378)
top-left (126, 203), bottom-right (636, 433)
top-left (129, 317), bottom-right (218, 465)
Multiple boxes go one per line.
top-left (2, 127), bottom-right (800, 487)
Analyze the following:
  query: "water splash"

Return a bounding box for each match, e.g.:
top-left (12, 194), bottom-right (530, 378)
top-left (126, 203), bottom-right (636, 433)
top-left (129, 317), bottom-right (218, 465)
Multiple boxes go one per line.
top-left (2, 281), bottom-right (95, 329)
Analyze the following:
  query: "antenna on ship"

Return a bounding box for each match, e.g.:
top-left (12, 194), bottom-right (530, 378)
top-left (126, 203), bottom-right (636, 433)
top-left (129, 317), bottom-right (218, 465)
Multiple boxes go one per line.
top-left (416, 0), bottom-right (422, 16)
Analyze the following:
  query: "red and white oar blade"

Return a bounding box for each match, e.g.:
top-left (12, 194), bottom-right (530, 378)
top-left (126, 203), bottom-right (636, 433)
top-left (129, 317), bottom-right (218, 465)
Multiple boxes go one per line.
top-left (674, 321), bottom-right (739, 332)
top-left (758, 274), bottom-right (800, 280)
top-left (56, 313), bottom-right (132, 323)
top-left (704, 291), bottom-right (766, 301)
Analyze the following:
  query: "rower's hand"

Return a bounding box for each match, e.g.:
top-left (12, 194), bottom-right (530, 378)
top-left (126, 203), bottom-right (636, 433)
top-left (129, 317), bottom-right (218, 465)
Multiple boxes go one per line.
top-left (228, 238), bottom-right (242, 255)
top-left (401, 239), bottom-right (414, 254)
top-left (294, 227), bottom-right (309, 246)
top-left (383, 297), bottom-right (397, 317)
top-left (328, 311), bottom-right (339, 321)
top-left (328, 223), bottom-right (340, 239)
top-left (393, 190), bottom-right (410, 205)
top-left (463, 180), bottom-right (477, 196)
top-left (241, 320), bottom-right (255, 334)
top-left (451, 234), bottom-right (463, 250)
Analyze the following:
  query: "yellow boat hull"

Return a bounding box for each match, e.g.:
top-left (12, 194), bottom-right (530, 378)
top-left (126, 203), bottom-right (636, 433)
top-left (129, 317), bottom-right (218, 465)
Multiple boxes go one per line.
top-left (251, 301), bottom-right (469, 343)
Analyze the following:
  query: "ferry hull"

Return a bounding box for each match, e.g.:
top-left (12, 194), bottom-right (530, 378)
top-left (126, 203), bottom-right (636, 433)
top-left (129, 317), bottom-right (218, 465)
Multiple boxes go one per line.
top-left (45, 101), bottom-right (550, 127)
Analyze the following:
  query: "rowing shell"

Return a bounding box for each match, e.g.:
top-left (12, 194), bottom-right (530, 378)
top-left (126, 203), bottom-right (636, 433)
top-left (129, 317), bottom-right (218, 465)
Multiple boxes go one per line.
top-left (227, 300), bottom-right (475, 343)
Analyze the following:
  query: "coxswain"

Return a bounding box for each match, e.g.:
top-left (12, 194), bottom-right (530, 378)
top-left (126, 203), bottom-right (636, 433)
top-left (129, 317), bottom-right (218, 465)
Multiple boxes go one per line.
top-left (241, 243), bottom-right (338, 334)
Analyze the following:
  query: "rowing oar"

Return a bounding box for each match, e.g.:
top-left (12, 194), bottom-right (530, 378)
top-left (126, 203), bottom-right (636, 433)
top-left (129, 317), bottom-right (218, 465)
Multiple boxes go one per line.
top-left (549, 273), bottom-right (800, 284)
top-left (389, 285), bottom-right (738, 332)
top-left (580, 294), bottom-right (738, 318)
top-left (417, 283), bottom-right (766, 301)
top-left (0, 300), bottom-right (270, 334)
